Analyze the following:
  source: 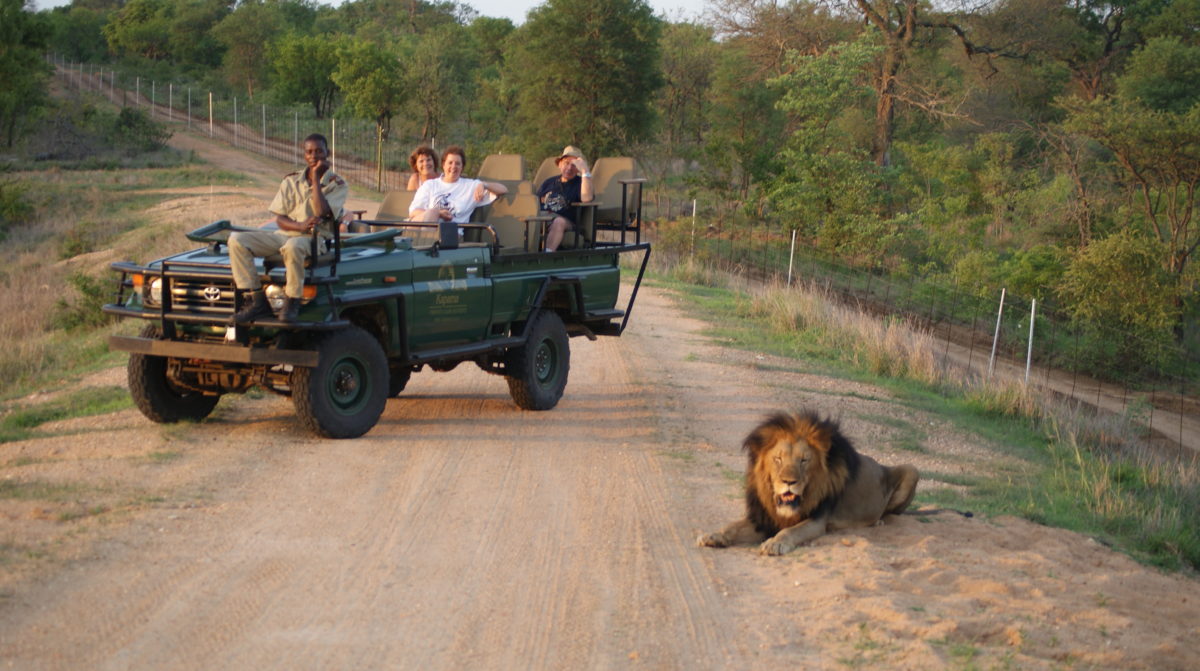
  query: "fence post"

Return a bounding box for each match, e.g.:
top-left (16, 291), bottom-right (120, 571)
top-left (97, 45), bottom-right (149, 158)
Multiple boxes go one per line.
top-left (988, 287), bottom-right (1006, 379)
top-left (787, 229), bottom-right (797, 287)
top-left (261, 104), bottom-right (266, 156)
top-left (691, 198), bottom-right (697, 259)
top-left (331, 118), bottom-right (337, 172)
top-left (1025, 298), bottom-right (1036, 385)
top-left (187, 88), bottom-right (191, 129)
top-left (208, 92), bottom-right (213, 137)
top-left (233, 97), bottom-right (238, 147)
top-left (375, 124), bottom-right (384, 191)
top-left (294, 112), bottom-right (298, 164)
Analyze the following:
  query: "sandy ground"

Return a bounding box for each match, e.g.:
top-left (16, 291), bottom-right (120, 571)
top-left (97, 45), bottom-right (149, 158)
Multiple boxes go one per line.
top-left (0, 132), bottom-right (1198, 670)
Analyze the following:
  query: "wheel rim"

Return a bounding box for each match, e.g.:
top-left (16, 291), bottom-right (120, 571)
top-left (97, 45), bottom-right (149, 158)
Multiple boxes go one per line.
top-left (533, 338), bottom-right (557, 387)
top-left (326, 355), bottom-right (370, 414)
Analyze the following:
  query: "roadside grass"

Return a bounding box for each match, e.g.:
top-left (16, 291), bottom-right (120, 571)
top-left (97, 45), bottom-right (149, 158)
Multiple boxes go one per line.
top-left (648, 259), bottom-right (1200, 573)
top-left (0, 386), bottom-right (132, 443)
top-left (0, 160), bottom-right (248, 400)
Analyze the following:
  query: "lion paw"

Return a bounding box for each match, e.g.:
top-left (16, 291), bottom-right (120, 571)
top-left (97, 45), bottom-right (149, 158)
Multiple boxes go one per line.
top-left (758, 538), bottom-right (796, 556)
top-left (697, 532), bottom-right (729, 548)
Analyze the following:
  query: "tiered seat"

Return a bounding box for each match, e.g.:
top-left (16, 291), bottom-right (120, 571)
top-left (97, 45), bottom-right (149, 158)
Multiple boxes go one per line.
top-left (589, 157), bottom-right (644, 246)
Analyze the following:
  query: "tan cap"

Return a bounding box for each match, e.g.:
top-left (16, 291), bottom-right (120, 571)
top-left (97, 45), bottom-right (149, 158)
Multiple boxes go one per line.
top-left (557, 145), bottom-right (584, 162)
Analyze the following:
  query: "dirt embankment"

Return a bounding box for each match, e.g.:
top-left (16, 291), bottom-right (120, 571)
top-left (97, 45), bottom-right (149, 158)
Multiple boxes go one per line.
top-left (0, 132), bottom-right (1197, 670)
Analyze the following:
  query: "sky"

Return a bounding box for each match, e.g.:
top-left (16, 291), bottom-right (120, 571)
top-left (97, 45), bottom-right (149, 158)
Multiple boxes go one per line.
top-left (32, 0), bottom-right (712, 25)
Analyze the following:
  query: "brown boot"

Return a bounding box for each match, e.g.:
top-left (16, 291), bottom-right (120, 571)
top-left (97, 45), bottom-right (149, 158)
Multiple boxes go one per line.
top-left (277, 296), bottom-right (300, 322)
top-left (231, 289), bottom-right (271, 324)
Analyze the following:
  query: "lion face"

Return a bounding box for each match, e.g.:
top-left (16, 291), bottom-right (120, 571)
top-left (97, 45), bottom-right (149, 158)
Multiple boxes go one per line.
top-left (765, 437), bottom-right (822, 519)
top-left (745, 412), bottom-right (840, 528)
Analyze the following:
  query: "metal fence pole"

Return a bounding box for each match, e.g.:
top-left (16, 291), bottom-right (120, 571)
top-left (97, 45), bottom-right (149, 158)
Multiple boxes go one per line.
top-left (787, 229), bottom-right (796, 287)
top-left (208, 92), bottom-right (213, 137)
top-left (691, 199), bottom-right (697, 259)
top-left (1025, 298), bottom-right (1036, 384)
top-left (988, 288), bottom-right (1006, 379)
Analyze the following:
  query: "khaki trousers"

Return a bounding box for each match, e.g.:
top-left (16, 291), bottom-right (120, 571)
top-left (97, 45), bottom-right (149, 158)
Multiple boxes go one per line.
top-left (228, 230), bottom-right (312, 298)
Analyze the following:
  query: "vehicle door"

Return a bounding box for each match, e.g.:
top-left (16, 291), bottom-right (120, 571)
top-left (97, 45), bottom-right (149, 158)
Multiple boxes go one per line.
top-left (408, 246), bottom-right (493, 349)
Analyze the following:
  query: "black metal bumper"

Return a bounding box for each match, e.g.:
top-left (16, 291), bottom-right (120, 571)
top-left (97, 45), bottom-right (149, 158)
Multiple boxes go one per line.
top-left (109, 335), bottom-right (319, 367)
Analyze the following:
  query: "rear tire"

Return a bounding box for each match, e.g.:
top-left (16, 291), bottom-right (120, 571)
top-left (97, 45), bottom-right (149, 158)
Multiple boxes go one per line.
top-left (292, 326), bottom-right (388, 438)
top-left (127, 324), bottom-right (220, 423)
top-left (506, 310), bottom-right (570, 410)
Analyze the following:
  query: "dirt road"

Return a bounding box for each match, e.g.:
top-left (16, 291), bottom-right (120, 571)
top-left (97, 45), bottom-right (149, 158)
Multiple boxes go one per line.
top-left (1, 132), bottom-right (1198, 669)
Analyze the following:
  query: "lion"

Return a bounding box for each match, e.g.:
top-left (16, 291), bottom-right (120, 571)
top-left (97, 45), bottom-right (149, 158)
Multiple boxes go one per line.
top-left (698, 410), bottom-right (919, 556)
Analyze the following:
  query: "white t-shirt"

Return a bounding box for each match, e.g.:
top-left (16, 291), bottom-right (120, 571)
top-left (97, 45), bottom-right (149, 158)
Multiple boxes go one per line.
top-left (409, 177), bottom-right (497, 223)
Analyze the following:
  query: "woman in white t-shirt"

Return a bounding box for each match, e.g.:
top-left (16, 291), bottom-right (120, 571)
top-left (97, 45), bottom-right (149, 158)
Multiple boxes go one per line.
top-left (409, 146), bottom-right (507, 223)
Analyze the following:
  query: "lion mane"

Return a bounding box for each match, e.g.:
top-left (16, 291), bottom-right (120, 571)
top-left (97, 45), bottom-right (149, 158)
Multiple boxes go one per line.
top-left (744, 411), bottom-right (859, 537)
top-left (698, 410), bottom-right (919, 556)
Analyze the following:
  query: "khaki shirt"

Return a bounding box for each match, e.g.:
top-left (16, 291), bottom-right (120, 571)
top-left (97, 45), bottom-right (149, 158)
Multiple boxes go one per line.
top-left (269, 169), bottom-right (349, 236)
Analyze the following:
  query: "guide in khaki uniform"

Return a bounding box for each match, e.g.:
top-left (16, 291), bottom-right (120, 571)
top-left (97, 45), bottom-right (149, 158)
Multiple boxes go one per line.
top-left (229, 133), bottom-right (349, 323)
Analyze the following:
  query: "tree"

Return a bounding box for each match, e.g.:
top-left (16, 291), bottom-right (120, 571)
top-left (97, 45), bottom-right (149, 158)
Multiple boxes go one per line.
top-left (506, 0), bottom-right (663, 158)
top-left (44, 5), bottom-right (111, 63)
top-left (657, 22), bottom-right (717, 152)
top-left (767, 34), bottom-right (892, 254)
top-left (460, 16), bottom-right (516, 150)
top-left (332, 40), bottom-right (407, 139)
top-left (404, 24), bottom-right (473, 141)
top-left (1062, 37), bottom-right (1200, 294)
top-left (168, 0), bottom-right (232, 71)
top-left (695, 41), bottom-right (786, 209)
top-left (0, 0), bottom-right (52, 147)
top-left (102, 0), bottom-right (173, 61)
top-left (270, 32), bottom-right (342, 118)
top-left (211, 0), bottom-right (287, 97)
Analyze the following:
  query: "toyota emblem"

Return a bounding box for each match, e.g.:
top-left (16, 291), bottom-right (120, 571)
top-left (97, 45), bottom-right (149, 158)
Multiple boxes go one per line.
top-left (203, 286), bottom-right (223, 302)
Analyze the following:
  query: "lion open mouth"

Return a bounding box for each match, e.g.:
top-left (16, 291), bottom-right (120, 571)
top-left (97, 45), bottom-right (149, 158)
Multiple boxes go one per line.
top-left (776, 491), bottom-right (800, 508)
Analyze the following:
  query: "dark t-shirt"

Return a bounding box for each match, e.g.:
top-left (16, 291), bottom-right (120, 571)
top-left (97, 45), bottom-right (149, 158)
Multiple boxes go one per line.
top-left (537, 175), bottom-right (583, 224)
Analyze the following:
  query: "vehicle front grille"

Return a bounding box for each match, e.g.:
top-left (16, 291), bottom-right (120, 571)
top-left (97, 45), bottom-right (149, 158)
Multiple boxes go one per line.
top-left (169, 277), bottom-right (236, 315)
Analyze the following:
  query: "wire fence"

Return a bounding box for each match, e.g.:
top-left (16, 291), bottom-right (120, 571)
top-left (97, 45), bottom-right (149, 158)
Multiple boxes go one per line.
top-left (641, 221), bottom-right (1199, 458)
top-left (54, 59), bottom-right (425, 192)
top-left (52, 60), bottom-right (1198, 455)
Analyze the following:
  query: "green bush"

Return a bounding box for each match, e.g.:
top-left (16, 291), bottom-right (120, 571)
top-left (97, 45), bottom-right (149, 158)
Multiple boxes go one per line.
top-left (0, 180), bottom-right (34, 240)
top-left (108, 108), bottom-right (172, 155)
top-left (1058, 231), bottom-right (1179, 374)
top-left (51, 273), bottom-right (117, 331)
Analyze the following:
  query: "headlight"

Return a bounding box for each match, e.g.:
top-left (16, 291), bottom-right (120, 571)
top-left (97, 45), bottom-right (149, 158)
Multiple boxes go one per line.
top-left (147, 278), bottom-right (163, 306)
top-left (264, 284), bottom-right (286, 311)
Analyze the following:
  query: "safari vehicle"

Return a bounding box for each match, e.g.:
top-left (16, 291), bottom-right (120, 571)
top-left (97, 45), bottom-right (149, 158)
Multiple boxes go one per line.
top-left (103, 160), bottom-right (649, 439)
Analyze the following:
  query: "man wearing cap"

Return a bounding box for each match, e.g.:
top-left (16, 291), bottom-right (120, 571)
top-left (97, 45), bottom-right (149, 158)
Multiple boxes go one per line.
top-left (536, 145), bottom-right (593, 252)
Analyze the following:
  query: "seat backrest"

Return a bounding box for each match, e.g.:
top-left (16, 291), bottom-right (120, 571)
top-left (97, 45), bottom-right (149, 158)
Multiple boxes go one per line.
top-left (375, 190), bottom-right (416, 221)
top-left (532, 156), bottom-right (559, 190)
top-left (590, 157), bottom-right (638, 222)
top-left (487, 187), bottom-right (541, 253)
top-left (477, 154), bottom-right (526, 196)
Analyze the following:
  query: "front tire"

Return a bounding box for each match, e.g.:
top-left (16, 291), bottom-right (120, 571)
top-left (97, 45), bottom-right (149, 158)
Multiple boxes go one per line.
top-left (292, 326), bottom-right (388, 438)
top-left (506, 310), bottom-right (570, 410)
top-left (127, 324), bottom-right (220, 423)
